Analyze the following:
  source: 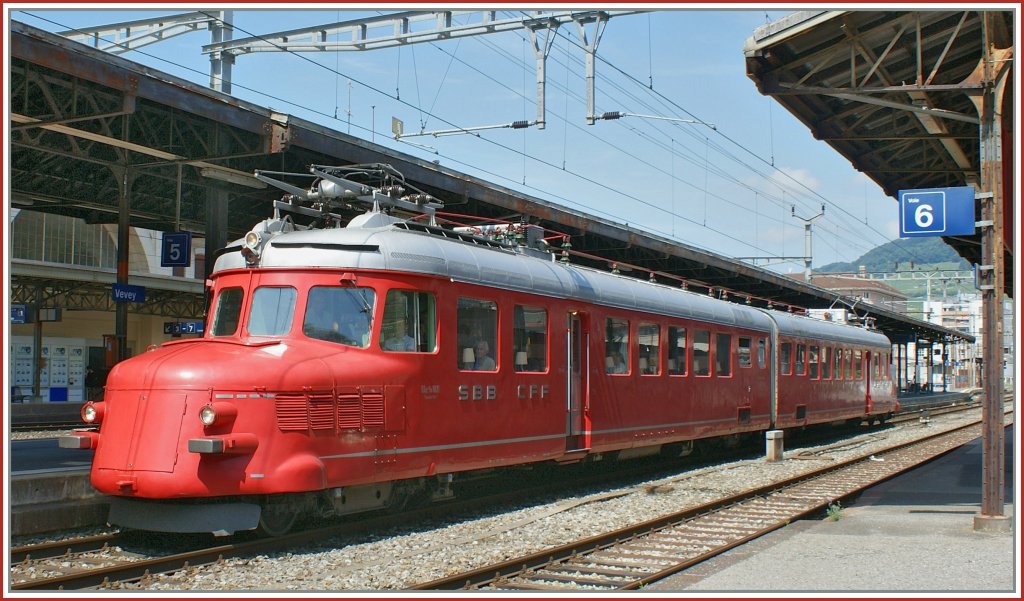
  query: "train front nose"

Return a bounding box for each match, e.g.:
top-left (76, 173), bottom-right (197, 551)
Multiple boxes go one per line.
top-left (89, 387), bottom-right (213, 495)
top-left (81, 342), bottom-right (263, 498)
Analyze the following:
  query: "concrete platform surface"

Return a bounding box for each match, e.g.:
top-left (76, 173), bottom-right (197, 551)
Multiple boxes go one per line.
top-left (649, 427), bottom-right (1017, 594)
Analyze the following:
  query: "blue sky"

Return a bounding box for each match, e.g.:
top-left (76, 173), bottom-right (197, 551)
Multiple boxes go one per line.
top-left (10, 6), bottom-right (910, 274)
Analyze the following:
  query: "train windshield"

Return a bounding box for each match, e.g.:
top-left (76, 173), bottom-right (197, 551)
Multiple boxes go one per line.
top-left (210, 287), bottom-right (244, 336)
top-left (303, 286), bottom-right (375, 347)
top-left (248, 287), bottom-right (297, 336)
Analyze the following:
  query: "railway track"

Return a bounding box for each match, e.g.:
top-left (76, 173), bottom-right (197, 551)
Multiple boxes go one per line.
top-left (8, 461), bottom-right (682, 590)
top-left (10, 532), bottom-right (278, 590)
top-left (10, 398), bottom-right (1005, 591)
top-left (412, 418), bottom-right (1001, 591)
top-left (10, 421), bottom-right (83, 433)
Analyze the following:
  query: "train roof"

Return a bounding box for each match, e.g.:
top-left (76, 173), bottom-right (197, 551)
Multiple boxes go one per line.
top-left (214, 211), bottom-right (891, 347)
top-left (760, 308), bottom-right (891, 349)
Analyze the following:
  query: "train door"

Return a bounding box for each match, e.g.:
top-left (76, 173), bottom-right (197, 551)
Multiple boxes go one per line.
top-left (864, 351), bottom-right (873, 415)
top-left (566, 311), bottom-right (590, 451)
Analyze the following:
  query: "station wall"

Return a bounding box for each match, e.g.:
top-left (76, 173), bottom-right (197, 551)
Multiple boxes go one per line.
top-left (8, 310), bottom-right (199, 403)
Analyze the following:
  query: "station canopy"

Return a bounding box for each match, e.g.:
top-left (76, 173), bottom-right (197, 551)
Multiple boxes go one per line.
top-left (8, 19), bottom-right (970, 343)
top-left (745, 10), bottom-right (1014, 298)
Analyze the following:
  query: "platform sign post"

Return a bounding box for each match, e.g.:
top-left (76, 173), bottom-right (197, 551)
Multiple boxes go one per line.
top-left (898, 186), bottom-right (976, 238)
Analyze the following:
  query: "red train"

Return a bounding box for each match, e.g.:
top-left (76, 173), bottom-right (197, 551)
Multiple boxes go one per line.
top-left (61, 164), bottom-right (898, 535)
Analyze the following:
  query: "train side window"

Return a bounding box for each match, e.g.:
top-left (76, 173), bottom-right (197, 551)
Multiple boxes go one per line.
top-left (715, 333), bottom-right (731, 377)
top-left (668, 326), bottom-right (687, 375)
top-left (693, 330), bottom-right (711, 377)
top-left (808, 345), bottom-right (819, 379)
top-left (845, 349), bottom-right (854, 380)
top-left (854, 350), bottom-right (863, 380)
top-left (639, 322), bottom-right (660, 375)
top-left (458, 297), bottom-right (497, 370)
top-left (738, 337), bottom-right (752, 368)
top-left (306, 286), bottom-right (376, 347)
top-left (821, 347), bottom-right (832, 380)
top-left (874, 354), bottom-right (881, 379)
top-left (780, 342), bottom-right (792, 375)
top-left (835, 347), bottom-right (844, 379)
top-left (381, 289), bottom-right (436, 353)
top-left (513, 305), bottom-right (547, 372)
top-left (795, 344), bottom-right (806, 375)
top-left (605, 318), bottom-right (630, 374)
top-left (757, 338), bottom-right (766, 369)
top-left (248, 286), bottom-right (297, 337)
top-left (211, 287), bottom-right (244, 336)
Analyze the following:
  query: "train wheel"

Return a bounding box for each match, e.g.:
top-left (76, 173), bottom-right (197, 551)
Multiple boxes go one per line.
top-left (258, 502), bottom-right (300, 536)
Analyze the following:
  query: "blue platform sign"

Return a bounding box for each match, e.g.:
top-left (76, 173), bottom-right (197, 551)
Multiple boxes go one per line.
top-left (10, 304), bottom-right (27, 324)
top-left (161, 231), bottom-right (192, 267)
top-left (164, 321), bottom-right (205, 335)
top-left (898, 186), bottom-right (976, 237)
top-left (112, 283), bottom-right (146, 303)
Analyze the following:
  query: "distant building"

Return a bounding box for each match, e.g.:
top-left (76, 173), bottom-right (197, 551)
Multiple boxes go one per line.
top-left (809, 272), bottom-right (909, 314)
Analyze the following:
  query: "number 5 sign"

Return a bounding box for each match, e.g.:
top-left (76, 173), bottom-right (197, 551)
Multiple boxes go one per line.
top-left (161, 231), bottom-right (193, 267)
top-left (898, 186), bottom-right (976, 237)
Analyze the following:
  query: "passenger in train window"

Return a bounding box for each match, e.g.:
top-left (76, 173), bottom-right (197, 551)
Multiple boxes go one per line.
top-left (471, 339), bottom-right (496, 371)
top-left (606, 349), bottom-right (627, 374)
top-left (382, 319), bottom-right (416, 351)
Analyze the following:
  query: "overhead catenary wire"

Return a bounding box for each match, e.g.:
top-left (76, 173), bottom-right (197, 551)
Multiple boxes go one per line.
top-left (22, 9), bottom-right (928, 270)
top-left (23, 10), bottom-right (810, 266)
top-left (21, 10), bottom-right (783, 258)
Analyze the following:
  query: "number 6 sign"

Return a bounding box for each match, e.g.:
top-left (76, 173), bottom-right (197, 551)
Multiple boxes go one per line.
top-left (898, 186), bottom-right (976, 238)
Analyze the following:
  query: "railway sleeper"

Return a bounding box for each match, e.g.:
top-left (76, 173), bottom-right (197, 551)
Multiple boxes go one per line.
top-left (652, 530), bottom-right (736, 542)
top-left (558, 562), bottom-right (654, 577)
top-left (586, 551), bottom-right (677, 567)
top-left (648, 530), bottom-right (730, 544)
top-left (522, 571), bottom-right (626, 588)
top-left (608, 546), bottom-right (692, 563)
top-left (489, 579), bottom-right (575, 591)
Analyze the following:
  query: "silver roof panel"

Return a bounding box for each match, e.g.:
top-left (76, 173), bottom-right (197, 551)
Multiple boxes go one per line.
top-left (214, 222), bottom-right (889, 343)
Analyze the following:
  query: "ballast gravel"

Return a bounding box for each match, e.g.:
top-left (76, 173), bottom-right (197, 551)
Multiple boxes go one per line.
top-left (104, 408), bottom-right (982, 591)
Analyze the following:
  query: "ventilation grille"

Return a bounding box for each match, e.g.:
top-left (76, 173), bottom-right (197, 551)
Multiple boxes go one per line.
top-left (275, 388), bottom-right (386, 432)
top-left (337, 390), bottom-right (362, 429)
top-left (275, 394), bottom-right (309, 432)
top-left (361, 388), bottom-right (384, 428)
top-left (308, 393), bottom-right (335, 431)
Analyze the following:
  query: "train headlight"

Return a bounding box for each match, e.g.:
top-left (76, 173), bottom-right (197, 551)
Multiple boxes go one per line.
top-left (199, 405), bottom-right (217, 426)
top-left (199, 402), bottom-right (238, 427)
top-left (82, 401), bottom-right (105, 424)
top-left (244, 230), bottom-right (262, 250)
top-left (241, 230), bottom-right (263, 266)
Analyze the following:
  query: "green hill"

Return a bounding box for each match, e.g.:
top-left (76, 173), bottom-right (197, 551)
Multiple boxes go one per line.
top-left (818, 237), bottom-right (971, 274)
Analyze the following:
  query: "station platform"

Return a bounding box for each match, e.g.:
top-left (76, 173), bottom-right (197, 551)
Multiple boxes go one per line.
top-left (9, 401), bottom-right (86, 425)
top-left (648, 424), bottom-right (1017, 594)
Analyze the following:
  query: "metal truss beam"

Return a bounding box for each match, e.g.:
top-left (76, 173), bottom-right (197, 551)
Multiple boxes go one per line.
top-left (202, 10), bottom-right (641, 127)
top-left (59, 11), bottom-right (221, 54)
top-left (11, 260), bottom-right (206, 319)
top-left (201, 10), bottom-right (640, 56)
top-left (12, 278), bottom-right (205, 318)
